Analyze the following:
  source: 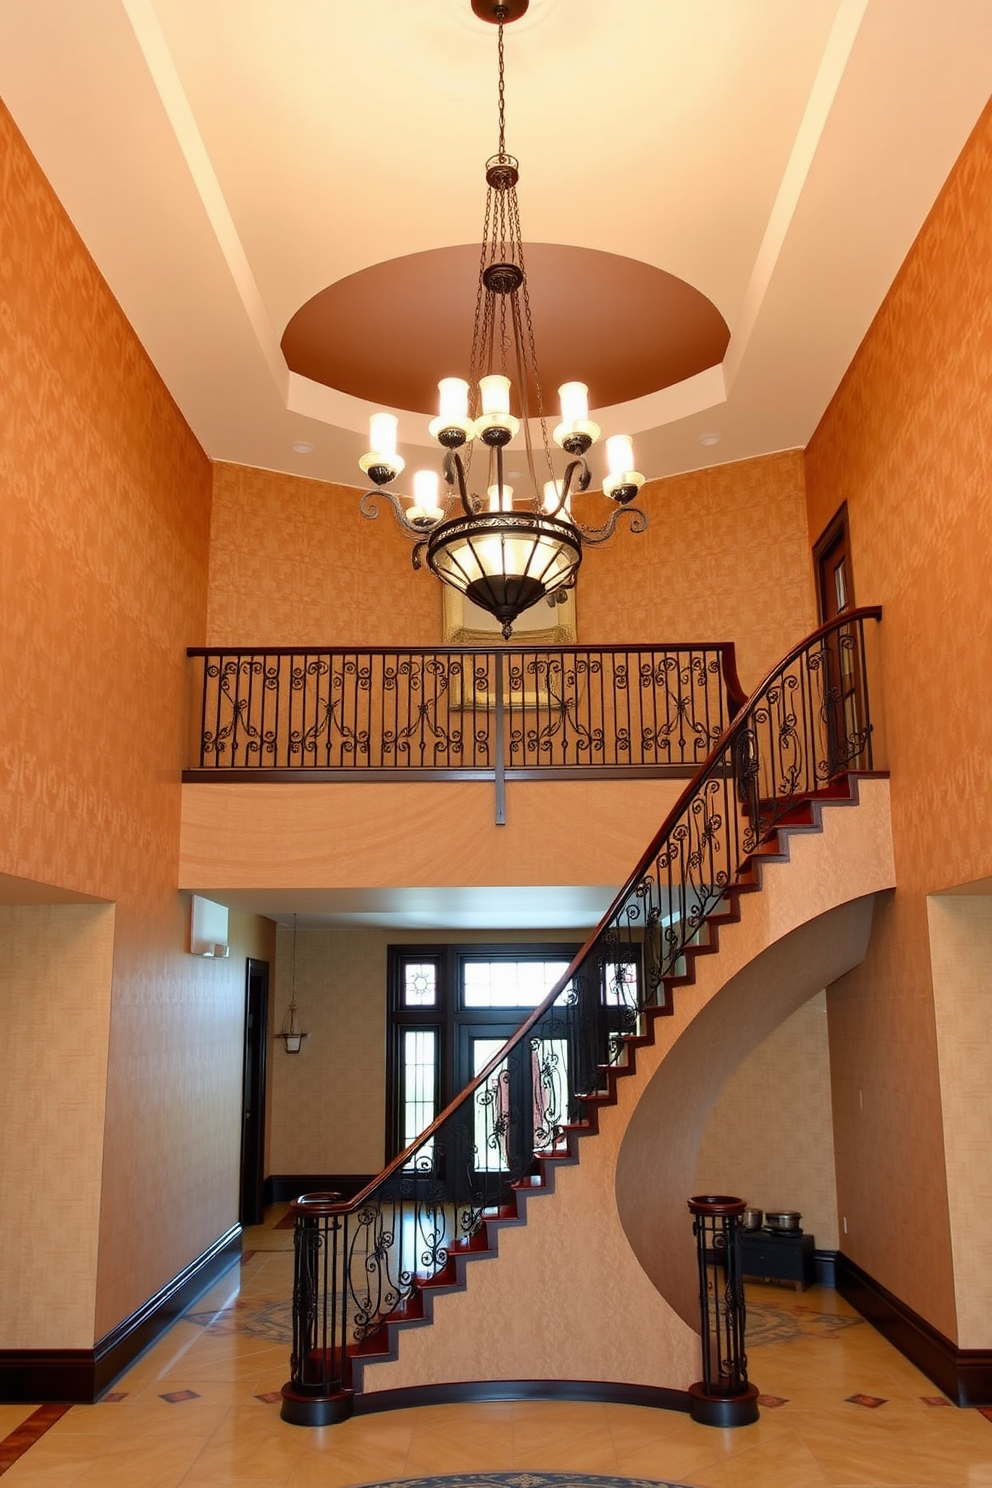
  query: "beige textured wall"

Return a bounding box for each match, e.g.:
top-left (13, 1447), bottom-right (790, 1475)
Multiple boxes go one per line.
top-left (926, 895), bottom-right (992, 1349)
top-left (694, 991), bottom-right (838, 1250)
top-left (269, 927), bottom-right (589, 1177)
top-left (0, 904), bottom-right (115, 1348)
top-left (0, 97), bottom-right (272, 1345)
top-left (181, 779), bottom-right (683, 896)
top-left (805, 95), bottom-right (992, 1342)
top-left (206, 453), bottom-right (816, 693)
top-left (95, 907), bottom-right (276, 1337)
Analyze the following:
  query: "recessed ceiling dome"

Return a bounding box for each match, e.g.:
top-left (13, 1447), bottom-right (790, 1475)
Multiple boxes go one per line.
top-left (281, 243), bottom-right (729, 415)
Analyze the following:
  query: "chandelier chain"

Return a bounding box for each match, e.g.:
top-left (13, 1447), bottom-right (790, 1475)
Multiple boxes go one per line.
top-left (497, 22), bottom-right (507, 159)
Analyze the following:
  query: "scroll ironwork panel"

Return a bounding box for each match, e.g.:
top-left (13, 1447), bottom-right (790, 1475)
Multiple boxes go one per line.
top-left (188, 643), bottom-right (746, 777)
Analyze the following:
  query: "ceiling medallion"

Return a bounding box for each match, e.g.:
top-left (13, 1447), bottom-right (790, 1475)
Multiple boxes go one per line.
top-left (358, 0), bottom-right (648, 638)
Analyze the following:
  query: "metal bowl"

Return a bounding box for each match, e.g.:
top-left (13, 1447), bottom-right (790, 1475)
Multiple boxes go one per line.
top-left (742, 1206), bottom-right (764, 1230)
top-left (764, 1209), bottom-right (802, 1232)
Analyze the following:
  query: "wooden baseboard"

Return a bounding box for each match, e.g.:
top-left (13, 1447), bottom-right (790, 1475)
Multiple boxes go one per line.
top-left (265, 1174), bottom-right (376, 1205)
top-left (353, 1378), bottom-right (692, 1416)
top-left (814, 1248), bottom-right (838, 1288)
top-left (835, 1251), bottom-right (992, 1406)
top-left (0, 1226), bottom-right (241, 1404)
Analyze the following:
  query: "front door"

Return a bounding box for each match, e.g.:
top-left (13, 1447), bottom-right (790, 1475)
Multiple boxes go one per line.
top-left (455, 1017), bottom-right (574, 1203)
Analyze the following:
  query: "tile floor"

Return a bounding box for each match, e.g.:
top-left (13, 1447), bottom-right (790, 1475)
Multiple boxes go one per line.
top-left (2, 1206), bottom-right (992, 1486)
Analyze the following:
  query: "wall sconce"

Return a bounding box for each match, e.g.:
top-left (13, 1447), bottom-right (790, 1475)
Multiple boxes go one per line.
top-left (190, 895), bottom-right (230, 957)
top-left (277, 914), bottom-right (309, 1054)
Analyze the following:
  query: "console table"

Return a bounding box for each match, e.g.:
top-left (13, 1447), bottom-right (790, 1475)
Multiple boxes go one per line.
top-left (740, 1229), bottom-right (815, 1290)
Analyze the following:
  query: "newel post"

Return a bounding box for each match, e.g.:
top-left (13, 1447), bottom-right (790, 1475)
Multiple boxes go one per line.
top-left (280, 1193), bottom-right (353, 1427)
top-left (687, 1194), bottom-right (760, 1427)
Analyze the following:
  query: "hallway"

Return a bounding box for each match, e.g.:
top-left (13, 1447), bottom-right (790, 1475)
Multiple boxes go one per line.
top-left (2, 1207), bottom-right (991, 1486)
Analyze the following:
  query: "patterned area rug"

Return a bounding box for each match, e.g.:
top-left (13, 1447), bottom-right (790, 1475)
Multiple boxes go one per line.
top-left (746, 1301), bottom-right (864, 1347)
top-left (350, 1477), bottom-right (693, 1488)
top-left (186, 1299), bottom-right (294, 1342)
top-left (184, 1297), bottom-right (864, 1350)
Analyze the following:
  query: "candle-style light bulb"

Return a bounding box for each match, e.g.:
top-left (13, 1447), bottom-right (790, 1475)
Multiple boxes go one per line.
top-left (558, 382), bottom-right (589, 425)
top-left (602, 433), bottom-right (645, 504)
top-left (606, 434), bottom-right (634, 476)
top-left (429, 379), bottom-right (474, 448)
top-left (480, 374), bottom-right (512, 416)
top-left (487, 483), bottom-right (513, 512)
top-left (473, 374), bottom-right (519, 446)
top-left (438, 378), bottom-right (469, 422)
top-left (553, 381), bottom-right (600, 454)
top-left (408, 469), bottom-right (443, 527)
top-left (369, 412), bottom-right (398, 460)
top-left (359, 411), bottom-right (404, 483)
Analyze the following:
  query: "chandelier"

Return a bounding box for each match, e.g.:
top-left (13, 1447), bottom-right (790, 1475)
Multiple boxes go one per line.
top-left (358, 0), bottom-right (648, 639)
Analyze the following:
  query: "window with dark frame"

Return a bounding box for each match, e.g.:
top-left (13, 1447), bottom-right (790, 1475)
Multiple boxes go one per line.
top-left (385, 942), bottom-right (642, 1166)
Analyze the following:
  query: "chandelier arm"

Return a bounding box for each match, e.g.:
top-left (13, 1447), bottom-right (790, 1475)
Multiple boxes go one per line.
top-left (573, 504), bottom-right (650, 546)
top-left (556, 456), bottom-right (591, 513)
top-left (443, 449), bottom-right (482, 517)
top-left (360, 487), bottom-right (438, 540)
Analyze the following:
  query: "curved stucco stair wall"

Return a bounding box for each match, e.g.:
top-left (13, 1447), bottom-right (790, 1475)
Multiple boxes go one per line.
top-left (355, 776), bottom-right (895, 1396)
top-left (615, 894), bottom-right (877, 1331)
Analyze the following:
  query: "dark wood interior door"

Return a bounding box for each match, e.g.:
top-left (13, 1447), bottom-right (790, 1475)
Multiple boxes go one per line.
top-left (240, 958), bottom-right (269, 1225)
top-left (813, 505), bottom-right (861, 773)
top-left (814, 504), bottom-right (854, 622)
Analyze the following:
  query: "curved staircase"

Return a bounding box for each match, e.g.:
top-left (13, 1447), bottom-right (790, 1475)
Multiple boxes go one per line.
top-left (281, 609), bottom-right (895, 1423)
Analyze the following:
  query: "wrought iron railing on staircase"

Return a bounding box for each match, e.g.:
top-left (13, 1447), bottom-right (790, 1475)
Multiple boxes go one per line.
top-left (280, 608), bottom-right (883, 1426)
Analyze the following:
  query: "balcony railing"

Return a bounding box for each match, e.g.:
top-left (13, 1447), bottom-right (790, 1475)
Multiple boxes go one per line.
top-left (185, 643), bottom-right (748, 820)
top-left (278, 608), bottom-right (884, 1424)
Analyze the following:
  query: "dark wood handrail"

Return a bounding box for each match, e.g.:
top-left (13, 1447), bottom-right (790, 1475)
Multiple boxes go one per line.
top-left (308, 606), bottom-right (883, 1219)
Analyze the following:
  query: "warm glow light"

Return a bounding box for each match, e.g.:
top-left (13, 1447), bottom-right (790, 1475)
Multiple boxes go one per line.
top-left (543, 480), bottom-right (572, 520)
top-left (408, 468), bottom-right (444, 525)
top-left (558, 382), bottom-right (589, 425)
top-left (438, 378), bottom-right (469, 422)
top-left (369, 412), bottom-right (398, 460)
top-left (606, 434), bottom-right (635, 476)
top-left (414, 469), bottom-right (439, 505)
top-left (488, 483), bottom-right (513, 512)
top-left (480, 374), bottom-right (512, 416)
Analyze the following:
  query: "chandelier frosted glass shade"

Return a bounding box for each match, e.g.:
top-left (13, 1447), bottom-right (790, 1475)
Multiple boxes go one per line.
top-left (425, 510), bottom-right (582, 635)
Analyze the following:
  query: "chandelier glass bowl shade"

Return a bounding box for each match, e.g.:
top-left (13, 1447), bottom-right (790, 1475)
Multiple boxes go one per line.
top-left (358, 0), bottom-right (648, 639)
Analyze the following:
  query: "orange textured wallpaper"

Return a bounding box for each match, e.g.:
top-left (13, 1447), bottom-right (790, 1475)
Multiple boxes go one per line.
top-left (207, 463), bottom-right (441, 647)
top-left (574, 451), bottom-right (817, 691)
top-left (0, 96), bottom-right (268, 1344)
top-left (207, 453), bottom-right (817, 691)
top-left (805, 96), bottom-right (992, 1342)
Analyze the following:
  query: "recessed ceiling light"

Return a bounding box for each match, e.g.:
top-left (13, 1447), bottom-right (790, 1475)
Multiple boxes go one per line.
top-left (292, 440), bottom-right (314, 454)
top-left (699, 433), bottom-right (721, 447)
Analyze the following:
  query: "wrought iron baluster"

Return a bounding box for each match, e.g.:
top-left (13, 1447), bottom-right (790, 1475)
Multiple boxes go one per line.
top-left (858, 616), bottom-right (873, 768)
top-left (197, 655), bottom-right (210, 767)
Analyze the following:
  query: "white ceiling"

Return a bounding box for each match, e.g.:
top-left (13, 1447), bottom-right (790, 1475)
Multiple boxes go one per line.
top-left (2, 0), bottom-right (991, 493)
top-left (3, 0), bottom-right (990, 929)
